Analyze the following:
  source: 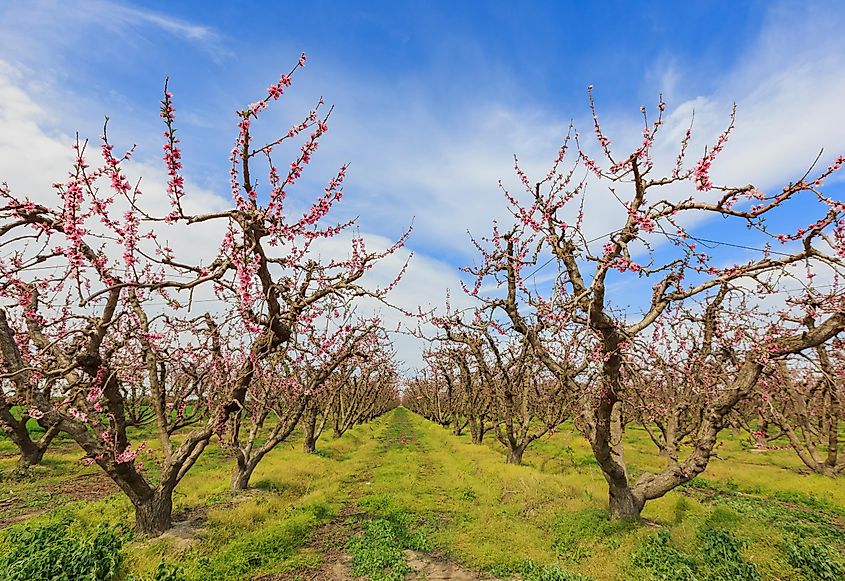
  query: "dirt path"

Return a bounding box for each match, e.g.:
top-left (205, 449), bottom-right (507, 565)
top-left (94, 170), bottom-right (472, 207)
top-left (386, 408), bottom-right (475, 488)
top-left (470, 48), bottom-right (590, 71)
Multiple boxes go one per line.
top-left (405, 550), bottom-right (498, 580)
top-left (269, 409), bottom-right (498, 581)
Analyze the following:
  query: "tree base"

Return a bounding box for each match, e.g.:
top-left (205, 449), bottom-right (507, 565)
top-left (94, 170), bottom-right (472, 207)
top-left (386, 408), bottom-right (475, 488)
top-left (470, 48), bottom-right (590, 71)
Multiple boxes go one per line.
top-left (608, 487), bottom-right (643, 521)
top-left (134, 493), bottom-right (173, 536)
top-left (506, 449), bottom-right (524, 465)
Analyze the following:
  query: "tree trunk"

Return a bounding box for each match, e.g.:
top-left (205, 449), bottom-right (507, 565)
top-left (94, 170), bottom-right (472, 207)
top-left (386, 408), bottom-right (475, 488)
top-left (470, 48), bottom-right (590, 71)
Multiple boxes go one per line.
top-left (469, 418), bottom-right (483, 444)
top-left (231, 459), bottom-right (256, 491)
top-left (755, 418), bottom-right (769, 448)
top-left (302, 405), bottom-right (318, 454)
top-left (608, 481), bottom-right (643, 520)
top-left (1, 408), bottom-right (55, 469)
top-left (134, 491), bottom-right (173, 536)
top-left (18, 443), bottom-right (47, 469)
top-left (506, 445), bottom-right (524, 465)
top-left (826, 414), bottom-right (839, 468)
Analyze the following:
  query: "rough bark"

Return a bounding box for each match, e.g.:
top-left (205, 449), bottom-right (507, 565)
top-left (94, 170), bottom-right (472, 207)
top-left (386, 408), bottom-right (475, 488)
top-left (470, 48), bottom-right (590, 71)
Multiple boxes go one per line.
top-left (469, 415), bottom-right (485, 444)
top-left (0, 412), bottom-right (58, 469)
top-left (231, 459), bottom-right (257, 491)
top-left (506, 445), bottom-right (525, 465)
top-left (302, 405), bottom-right (318, 454)
top-left (134, 491), bottom-right (174, 536)
top-left (0, 309), bottom-right (61, 468)
top-left (608, 482), bottom-right (644, 520)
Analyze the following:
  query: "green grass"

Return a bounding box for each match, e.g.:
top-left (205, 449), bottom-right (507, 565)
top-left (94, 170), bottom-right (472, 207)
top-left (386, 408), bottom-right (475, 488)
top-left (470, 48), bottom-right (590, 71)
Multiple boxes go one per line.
top-left (0, 517), bottom-right (129, 581)
top-left (347, 518), bottom-right (415, 581)
top-left (0, 408), bottom-right (843, 580)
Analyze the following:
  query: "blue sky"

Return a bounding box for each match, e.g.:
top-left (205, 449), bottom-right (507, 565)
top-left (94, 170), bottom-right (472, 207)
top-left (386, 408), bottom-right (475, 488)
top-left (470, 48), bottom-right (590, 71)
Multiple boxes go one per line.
top-left (0, 1), bottom-right (843, 367)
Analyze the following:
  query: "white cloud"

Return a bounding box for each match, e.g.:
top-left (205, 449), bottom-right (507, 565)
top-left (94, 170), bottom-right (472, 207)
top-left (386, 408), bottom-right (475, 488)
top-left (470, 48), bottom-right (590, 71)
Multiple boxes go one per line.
top-left (109, 4), bottom-right (217, 42)
top-left (272, 3), bottom-right (845, 272)
top-left (0, 1), bottom-right (229, 63)
top-left (0, 60), bottom-right (228, 263)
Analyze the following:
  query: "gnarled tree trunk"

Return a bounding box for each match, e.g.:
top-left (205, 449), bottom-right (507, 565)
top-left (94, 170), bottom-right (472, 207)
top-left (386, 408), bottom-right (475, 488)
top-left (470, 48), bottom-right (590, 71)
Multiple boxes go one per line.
top-left (134, 490), bottom-right (174, 536)
top-left (506, 444), bottom-right (525, 465)
top-left (302, 404), bottom-right (318, 454)
top-left (608, 481), bottom-right (644, 520)
top-left (0, 414), bottom-right (59, 469)
top-left (231, 457), bottom-right (258, 491)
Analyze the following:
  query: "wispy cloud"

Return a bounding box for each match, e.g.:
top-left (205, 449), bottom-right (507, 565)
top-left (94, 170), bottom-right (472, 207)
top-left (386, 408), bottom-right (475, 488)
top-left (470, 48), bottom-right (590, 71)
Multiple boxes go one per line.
top-left (299, 1), bottom-right (845, 262)
top-left (91, 1), bottom-right (231, 60)
top-left (0, 0), bottom-right (231, 66)
top-left (115, 5), bottom-right (216, 41)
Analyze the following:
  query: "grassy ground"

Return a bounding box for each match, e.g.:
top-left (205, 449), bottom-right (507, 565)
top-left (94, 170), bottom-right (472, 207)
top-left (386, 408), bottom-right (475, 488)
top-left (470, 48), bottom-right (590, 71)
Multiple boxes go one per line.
top-left (1, 408), bottom-right (843, 580)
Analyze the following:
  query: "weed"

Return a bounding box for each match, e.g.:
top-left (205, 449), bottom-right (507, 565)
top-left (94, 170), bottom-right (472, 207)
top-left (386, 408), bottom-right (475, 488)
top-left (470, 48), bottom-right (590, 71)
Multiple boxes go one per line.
top-left (683, 478), bottom-right (845, 544)
top-left (254, 479), bottom-right (284, 494)
top-left (127, 559), bottom-right (187, 581)
top-left (698, 528), bottom-right (760, 581)
top-left (519, 560), bottom-right (594, 580)
top-left (631, 527), bottom-right (761, 581)
top-left (631, 530), bottom-right (698, 581)
top-left (673, 497), bottom-right (692, 524)
top-left (347, 493), bottom-right (433, 581)
top-left (0, 466), bottom-right (30, 482)
top-left (552, 508), bottom-right (636, 561)
top-left (203, 491), bottom-right (232, 505)
top-left (0, 517), bottom-right (129, 581)
top-left (702, 506), bottom-right (742, 529)
top-left (150, 560), bottom-right (186, 581)
top-left (191, 503), bottom-right (328, 580)
top-left (347, 518), bottom-right (412, 581)
top-left (784, 536), bottom-right (845, 580)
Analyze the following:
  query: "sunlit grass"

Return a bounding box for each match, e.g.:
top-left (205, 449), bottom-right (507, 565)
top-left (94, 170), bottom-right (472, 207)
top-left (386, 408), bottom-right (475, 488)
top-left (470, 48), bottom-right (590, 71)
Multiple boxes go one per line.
top-left (1, 408), bottom-right (842, 580)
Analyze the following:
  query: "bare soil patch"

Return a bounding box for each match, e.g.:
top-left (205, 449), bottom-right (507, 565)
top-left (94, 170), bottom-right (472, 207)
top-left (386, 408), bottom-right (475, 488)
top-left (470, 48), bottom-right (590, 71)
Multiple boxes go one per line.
top-left (405, 550), bottom-right (499, 580)
top-left (0, 471), bottom-right (119, 528)
top-left (44, 471), bottom-right (119, 501)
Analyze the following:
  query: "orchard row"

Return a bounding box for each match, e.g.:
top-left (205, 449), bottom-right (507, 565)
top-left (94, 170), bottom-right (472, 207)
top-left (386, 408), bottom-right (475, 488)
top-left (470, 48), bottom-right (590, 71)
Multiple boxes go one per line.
top-left (1, 54), bottom-right (843, 536)
top-left (0, 55), bottom-right (403, 535)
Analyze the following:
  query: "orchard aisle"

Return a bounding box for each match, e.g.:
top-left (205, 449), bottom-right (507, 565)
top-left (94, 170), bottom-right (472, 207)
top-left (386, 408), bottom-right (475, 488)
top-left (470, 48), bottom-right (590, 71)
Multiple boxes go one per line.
top-left (289, 407), bottom-right (501, 580)
top-left (290, 407), bottom-right (591, 580)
